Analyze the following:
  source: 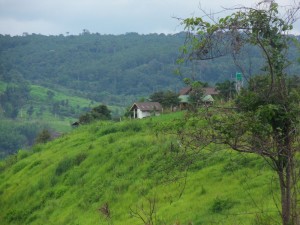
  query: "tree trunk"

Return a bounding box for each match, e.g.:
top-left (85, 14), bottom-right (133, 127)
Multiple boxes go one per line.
top-left (277, 148), bottom-right (295, 225)
top-left (278, 167), bottom-right (290, 225)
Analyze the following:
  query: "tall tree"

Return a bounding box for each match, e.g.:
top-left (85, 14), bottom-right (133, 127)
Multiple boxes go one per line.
top-left (178, 2), bottom-right (300, 224)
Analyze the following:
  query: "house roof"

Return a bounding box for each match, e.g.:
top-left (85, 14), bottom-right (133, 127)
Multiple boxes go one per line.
top-left (179, 87), bottom-right (192, 95)
top-left (130, 102), bottom-right (162, 112)
top-left (203, 87), bottom-right (219, 95)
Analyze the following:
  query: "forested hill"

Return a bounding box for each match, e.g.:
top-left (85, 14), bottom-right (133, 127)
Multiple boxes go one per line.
top-left (0, 33), bottom-right (299, 106)
top-left (0, 33), bottom-right (186, 106)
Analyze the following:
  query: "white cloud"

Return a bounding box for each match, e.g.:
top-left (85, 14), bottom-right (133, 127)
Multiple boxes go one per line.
top-left (0, 0), bottom-right (299, 35)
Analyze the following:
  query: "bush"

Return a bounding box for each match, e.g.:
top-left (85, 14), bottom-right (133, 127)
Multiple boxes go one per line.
top-left (35, 129), bottom-right (51, 144)
top-left (211, 197), bottom-right (236, 213)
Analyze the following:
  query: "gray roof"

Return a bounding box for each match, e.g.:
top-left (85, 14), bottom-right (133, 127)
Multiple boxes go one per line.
top-left (130, 102), bottom-right (162, 112)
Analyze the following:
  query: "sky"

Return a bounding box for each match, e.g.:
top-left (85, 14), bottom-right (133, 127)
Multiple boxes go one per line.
top-left (0, 0), bottom-right (299, 36)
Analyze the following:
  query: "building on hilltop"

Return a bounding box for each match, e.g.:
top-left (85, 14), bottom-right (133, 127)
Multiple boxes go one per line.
top-left (129, 102), bottom-right (162, 119)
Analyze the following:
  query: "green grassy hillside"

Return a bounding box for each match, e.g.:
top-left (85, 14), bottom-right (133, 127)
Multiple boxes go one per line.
top-left (0, 81), bottom-right (126, 156)
top-left (0, 81), bottom-right (125, 132)
top-left (0, 113), bottom-right (281, 225)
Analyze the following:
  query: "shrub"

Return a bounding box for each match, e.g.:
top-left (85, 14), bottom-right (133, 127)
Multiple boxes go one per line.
top-left (35, 129), bottom-right (51, 144)
top-left (211, 197), bottom-right (236, 213)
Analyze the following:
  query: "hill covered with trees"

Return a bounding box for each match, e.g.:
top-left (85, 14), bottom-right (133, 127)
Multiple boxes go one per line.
top-left (1, 32), bottom-right (299, 107)
top-left (0, 32), bottom-right (299, 157)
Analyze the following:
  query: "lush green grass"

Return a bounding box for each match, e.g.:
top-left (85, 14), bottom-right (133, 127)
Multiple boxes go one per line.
top-left (30, 85), bottom-right (94, 108)
top-left (3, 83), bottom-right (125, 133)
top-left (0, 113), bottom-right (281, 225)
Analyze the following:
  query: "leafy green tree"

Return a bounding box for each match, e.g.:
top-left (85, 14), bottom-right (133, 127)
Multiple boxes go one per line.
top-left (0, 83), bottom-right (30, 119)
top-left (162, 91), bottom-right (180, 109)
top-left (0, 122), bottom-right (26, 155)
top-left (150, 90), bottom-right (180, 109)
top-left (216, 80), bottom-right (236, 101)
top-left (91, 105), bottom-right (112, 120)
top-left (179, 2), bottom-right (300, 224)
top-left (79, 104), bottom-right (111, 124)
top-left (188, 81), bottom-right (204, 109)
top-left (149, 91), bottom-right (165, 104)
top-left (35, 129), bottom-right (51, 144)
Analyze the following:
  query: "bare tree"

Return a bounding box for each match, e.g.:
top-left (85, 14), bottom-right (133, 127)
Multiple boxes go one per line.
top-left (129, 196), bottom-right (157, 225)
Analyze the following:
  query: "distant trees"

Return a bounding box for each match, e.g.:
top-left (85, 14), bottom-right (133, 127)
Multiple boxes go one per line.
top-left (2, 32), bottom-right (298, 107)
top-left (79, 104), bottom-right (111, 124)
top-left (149, 91), bottom-right (180, 109)
top-left (0, 121), bottom-right (43, 157)
top-left (215, 80), bottom-right (236, 101)
top-left (0, 72), bottom-right (30, 119)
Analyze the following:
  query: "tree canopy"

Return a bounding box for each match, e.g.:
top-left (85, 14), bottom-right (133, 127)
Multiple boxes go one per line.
top-left (79, 104), bottom-right (111, 124)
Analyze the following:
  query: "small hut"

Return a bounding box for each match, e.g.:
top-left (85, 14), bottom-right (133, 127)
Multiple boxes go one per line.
top-left (129, 102), bottom-right (162, 119)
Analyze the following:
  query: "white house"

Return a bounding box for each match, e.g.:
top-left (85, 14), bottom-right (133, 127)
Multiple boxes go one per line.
top-left (129, 102), bottom-right (162, 119)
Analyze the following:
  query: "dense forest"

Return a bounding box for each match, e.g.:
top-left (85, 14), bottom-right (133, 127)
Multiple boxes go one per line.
top-left (1, 32), bottom-right (299, 106)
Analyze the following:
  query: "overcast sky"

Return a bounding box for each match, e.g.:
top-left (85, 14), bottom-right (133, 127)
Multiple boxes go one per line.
top-left (0, 0), bottom-right (299, 36)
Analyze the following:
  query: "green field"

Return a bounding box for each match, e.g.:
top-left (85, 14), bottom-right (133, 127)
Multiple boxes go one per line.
top-left (0, 113), bottom-right (281, 225)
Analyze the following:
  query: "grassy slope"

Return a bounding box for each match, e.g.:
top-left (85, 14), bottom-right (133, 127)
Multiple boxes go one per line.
top-left (28, 84), bottom-right (97, 132)
top-left (0, 81), bottom-right (125, 133)
top-left (0, 113), bottom-right (281, 225)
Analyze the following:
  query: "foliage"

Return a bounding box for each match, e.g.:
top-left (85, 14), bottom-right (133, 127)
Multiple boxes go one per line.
top-left (0, 120), bottom-right (45, 157)
top-left (0, 78), bottom-right (30, 119)
top-left (35, 129), bottom-right (51, 144)
top-left (216, 80), bottom-right (236, 101)
top-left (0, 33), bottom-right (187, 106)
top-left (180, 2), bottom-right (300, 225)
top-left (149, 90), bottom-right (180, 109)
top-left (0, 33), bottom-right (299, 107)
top-left (79, 104), bottom-right (111, 124)
top-left (188, 81), bottom-right (206, 108)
